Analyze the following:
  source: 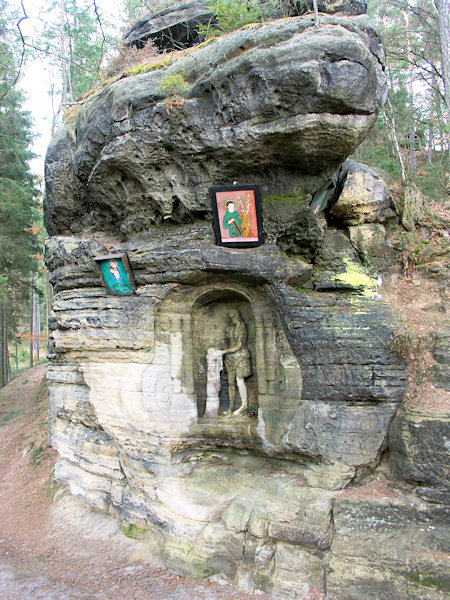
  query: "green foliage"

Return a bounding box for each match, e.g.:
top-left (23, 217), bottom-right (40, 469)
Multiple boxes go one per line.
top-left (0, 3), bottom-right (44, 387)
top-left (366, 0), bottom-right (448, 205)
top-left (0, 66), bottom-right (40, 303)
top-left (121, 0), bottom-right (174, 24)
top-left (404, 570), bottom-right (450, 592)
top-left (9, 340), bottom-right (33, 379)
top-left (158, 73), bottom-right (189, 97)
top-left (353, 110), bottom-right (401, 178)
top-left (121, 522), bottom-right (146, 539)
top-left (208, 1), bottom-right (261, 34)
top-left (199, 0), bottom-right (298, 38)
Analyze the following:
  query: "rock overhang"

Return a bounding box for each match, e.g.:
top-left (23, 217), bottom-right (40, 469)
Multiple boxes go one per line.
top-left (44, 14), bottom-right (387, 238)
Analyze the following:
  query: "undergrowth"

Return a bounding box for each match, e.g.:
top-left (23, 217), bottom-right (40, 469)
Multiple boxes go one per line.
top-left (106, 40), bottom-right (164, 77)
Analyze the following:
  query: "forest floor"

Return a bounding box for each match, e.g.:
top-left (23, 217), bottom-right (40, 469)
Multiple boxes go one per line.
top-left (380, 196), bottom-right (449, 412)
top-left (0, 365), bottom-right (270, 600)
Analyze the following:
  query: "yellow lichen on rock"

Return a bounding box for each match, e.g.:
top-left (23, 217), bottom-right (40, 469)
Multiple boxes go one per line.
top-left (333, 257), bottom-right (378, 294)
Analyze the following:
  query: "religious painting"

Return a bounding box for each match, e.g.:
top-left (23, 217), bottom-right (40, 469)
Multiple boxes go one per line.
top-left (210, 185), bottom-right (264, 248)
top-left (94, 253), bottom-right (135, 296)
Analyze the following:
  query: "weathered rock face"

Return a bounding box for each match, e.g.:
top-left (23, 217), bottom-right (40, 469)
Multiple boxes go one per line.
top-left (432, 328), bottom-right (450, 391)
top-left (45, 225), bottom-right (410, 599)
top-left (44, 14), bottom-right (387, 237)
top-left (122, 0), bottom-right (368, 54)
top-left (330, 159), bottom-right (394, 225)
top-left (389, 408), bottom-right (450, 505)
top-left (328, 491), bottom-right (450, 599)
top-left (43, 13), bottom-right (447, 600)
top-left (123, 1), bottom-right (217, 51)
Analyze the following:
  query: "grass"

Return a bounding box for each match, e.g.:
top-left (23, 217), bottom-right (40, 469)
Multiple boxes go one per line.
top-left (30, 443), bottom-right (46, 465)
top-left (0, 408), bottom-right (23, 426)
top-left (10, 359), bottom-right (47, 383)
top-left (8, 338), bottom-right (47, 381)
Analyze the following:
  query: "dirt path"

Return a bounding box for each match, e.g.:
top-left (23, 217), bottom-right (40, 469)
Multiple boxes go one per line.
top-left (0, 365), bottom-right (270, 600)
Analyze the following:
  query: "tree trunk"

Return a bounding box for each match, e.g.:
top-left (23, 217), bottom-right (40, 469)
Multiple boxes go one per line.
top-left (60, 0), bottom-right (69, 107)
top-left (6, 317), bottom-right (11, 381)
top-left (13, 312), bottom-right (18, 372)
top-left (29, 276), bottom-right (34, 368)
top-left (434, 0), bottom-right (450, 120)
top-left (403, 10), bottom-right (417, 179)
top-left (49, 73), bottom-right (59, 137)
top-left (384, 99), bottom-right (407, 183)
top-left (313, 0), bottom-right (320, 27)
top-left (0, 303), bottom-right (9, 387)
top-left (431, 71), bottom-right (446, 153)
top-left (0, 304), bottom-right (5, 387)
top-left (427, 126), bottom-right (433, 163)
top-left (402, 183), bottom-right (425, 231)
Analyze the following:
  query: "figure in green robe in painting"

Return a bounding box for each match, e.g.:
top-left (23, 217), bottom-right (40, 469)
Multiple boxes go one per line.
top-left (222, 200), bottom-right (243, 237)
top-left (100, 259), bottom-right (133, 295)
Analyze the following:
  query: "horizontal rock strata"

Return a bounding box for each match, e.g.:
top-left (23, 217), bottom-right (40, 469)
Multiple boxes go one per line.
top-left (45, 226), bottom-right (415, 598)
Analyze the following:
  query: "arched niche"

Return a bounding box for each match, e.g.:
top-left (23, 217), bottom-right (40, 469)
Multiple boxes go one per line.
top-left (151, 282), bottom-right (303, 448)
top-left (192, 289), bottom-right (258, 418)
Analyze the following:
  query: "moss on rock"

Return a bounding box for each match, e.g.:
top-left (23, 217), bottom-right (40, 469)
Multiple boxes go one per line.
top-left (121, 522), bottom-right (147, 539)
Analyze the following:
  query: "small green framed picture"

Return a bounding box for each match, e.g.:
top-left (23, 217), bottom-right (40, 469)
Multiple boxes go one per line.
top-left (94, 253), bottom-right (135, 296)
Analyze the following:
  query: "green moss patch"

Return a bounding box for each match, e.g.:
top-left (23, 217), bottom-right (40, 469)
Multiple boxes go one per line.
top-left (121, 523), bottom-right (147, 540)
top-left (404, 571), bottom-right (450, 592)
top-left (158, 73), bottom-right (189, 97)
top-left (263, 193), bottom-right (308, 206)
top-left (125, 58), bottom-right (173, 77)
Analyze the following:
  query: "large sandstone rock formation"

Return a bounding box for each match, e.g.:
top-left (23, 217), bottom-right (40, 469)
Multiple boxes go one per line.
top-left (44, 12), bottom-right (448, 600)
top-left (44, 13), bottom-right (387, 237)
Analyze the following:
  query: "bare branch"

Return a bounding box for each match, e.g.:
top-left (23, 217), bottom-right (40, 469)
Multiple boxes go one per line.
top-left (0, 1), bottom-right (28, 102)
top-left (92, 0), bottom-right (107, 74)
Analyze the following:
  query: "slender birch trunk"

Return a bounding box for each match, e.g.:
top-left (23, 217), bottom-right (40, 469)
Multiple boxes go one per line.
top-left (313, 0), bottom-right (320, 27)
top-left (403, 10), bottom-right (417, 179)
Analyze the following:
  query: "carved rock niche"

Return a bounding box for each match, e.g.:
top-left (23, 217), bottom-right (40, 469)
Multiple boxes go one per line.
top-left (192, 289), bottom-right (258, 418)
top-left (151, 283), bottom-right (303, 451)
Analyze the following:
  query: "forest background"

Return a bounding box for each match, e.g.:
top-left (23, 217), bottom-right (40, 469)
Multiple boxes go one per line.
top-left (0, 0), bottom-right (448, 387)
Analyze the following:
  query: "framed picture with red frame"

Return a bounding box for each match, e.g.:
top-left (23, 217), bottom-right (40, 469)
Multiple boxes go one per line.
top-left (209, 185), bottom-right (264, 248)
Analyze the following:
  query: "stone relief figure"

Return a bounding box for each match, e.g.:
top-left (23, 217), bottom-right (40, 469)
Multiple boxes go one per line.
top-left (222, 309), bottom-right (252, 416)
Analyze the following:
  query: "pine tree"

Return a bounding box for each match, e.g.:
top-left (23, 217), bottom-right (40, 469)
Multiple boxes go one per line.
top-left (0, 3), bottom-right (41, 387)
